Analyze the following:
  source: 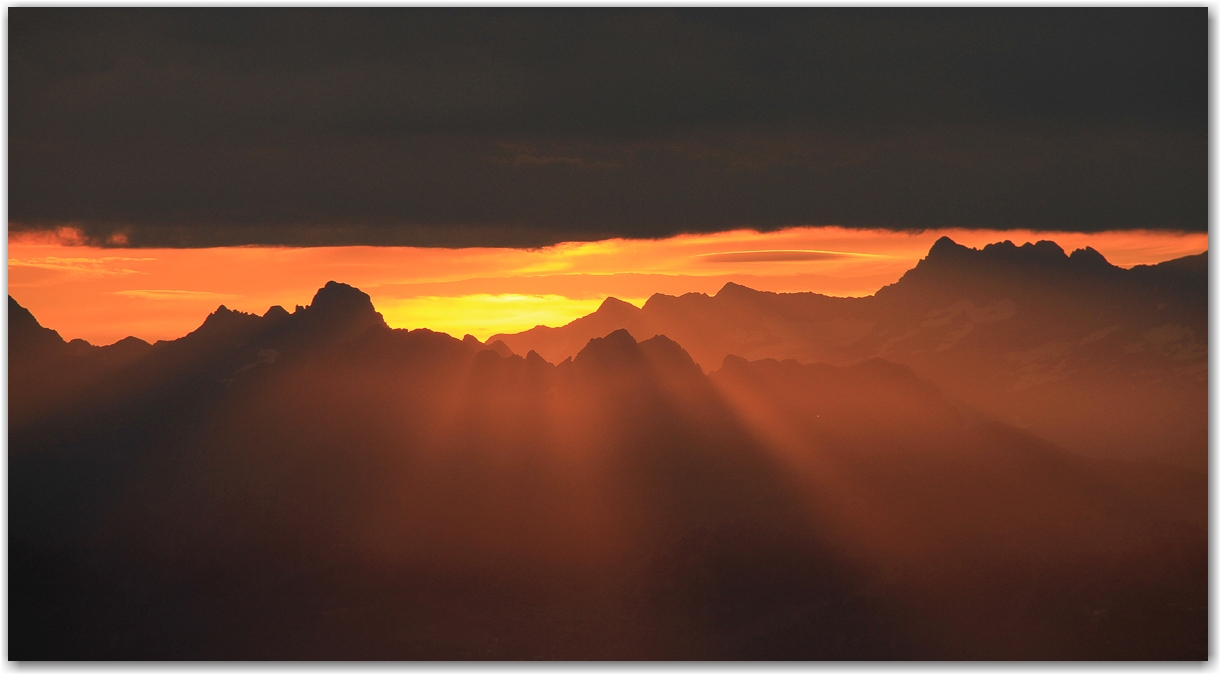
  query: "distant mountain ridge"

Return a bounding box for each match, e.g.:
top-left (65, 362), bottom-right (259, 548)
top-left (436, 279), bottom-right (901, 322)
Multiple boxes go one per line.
top-left (495, 237), bottom-right (1206, 363)
top-left (8, 270), bottom-right (1206, 659)
top-left (12, 237), bottom-right (1206, 470)
top-left (12, 238), bottom-right (1206, 468)
top-left (491, 237), bottom-right (1207, 468)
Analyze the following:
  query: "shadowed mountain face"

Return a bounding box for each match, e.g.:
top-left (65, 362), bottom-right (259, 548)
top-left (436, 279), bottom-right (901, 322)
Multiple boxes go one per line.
top-left (493, 238), bottom-right (1208, 469)
top-left (9, 296), bottom-right (153, 428)
top-left (8, 278), bottom-right (1205, 660)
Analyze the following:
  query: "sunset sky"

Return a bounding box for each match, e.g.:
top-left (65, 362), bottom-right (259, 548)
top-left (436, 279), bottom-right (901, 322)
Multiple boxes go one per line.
top-left (8, 9), bottom-right (1206, 344)
top-left (10, 226), bottom-right (1206, 344)
top-left (8, 8), bottom-right (1208, 664)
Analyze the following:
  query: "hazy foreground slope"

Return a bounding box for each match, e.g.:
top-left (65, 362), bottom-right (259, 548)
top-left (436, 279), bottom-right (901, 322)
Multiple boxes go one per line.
top-left (494, 238), bottom-right (1208, 469)
top-left (9, 296), bottom-right (152, 428)
top-left (9, 283), bottom-right (1205, 659)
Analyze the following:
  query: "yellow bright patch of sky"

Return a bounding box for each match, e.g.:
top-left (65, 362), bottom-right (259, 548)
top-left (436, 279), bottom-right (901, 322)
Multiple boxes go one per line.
top-left (377, 294), bottom-right (647, 341)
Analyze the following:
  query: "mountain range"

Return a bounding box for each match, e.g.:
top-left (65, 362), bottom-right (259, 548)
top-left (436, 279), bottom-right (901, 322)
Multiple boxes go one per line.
top-left (8, 238), bottom-right (1207, 660)
top-left (493, 237), bottom-right (1208, 469)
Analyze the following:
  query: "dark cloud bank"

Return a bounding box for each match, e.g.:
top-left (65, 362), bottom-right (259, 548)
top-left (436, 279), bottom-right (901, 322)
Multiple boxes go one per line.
top-left (9, 8), bottom-right (1206, 248)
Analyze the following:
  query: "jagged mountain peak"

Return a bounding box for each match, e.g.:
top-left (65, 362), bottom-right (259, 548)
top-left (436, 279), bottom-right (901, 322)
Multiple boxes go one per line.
top-left (899, 237), bottom-right (1124, 291)
top-left (597, 296), bottom-right (640, 315)
top-left (719, 353), bottom-right (751, 371)
top-left (308, 281), bottom-right (380, 317)
top-left (715, 281), bottom-right (769, 300)
top-left (638, 333), bottom-right (703, 374)
top-left (927, 235), bottom-right (970, 257)
top-left (575, 328), bottom-right (640, 363)
top-left (1068, 246), bottom-right (1110, 267)
top-left (294, 281), bottom-right (388, 337)
top-left (10, 296), bottom-right (60, 335)
top-left (572, 328), bottom-right (704, 379)
top-left (919, 237), bottom-right (1121, 272)
top-left (9, 295), bottom-right (67, 354)
top-left (195, 305), bottom-right (263, 339)
top-left (263, 305), bottom-right (290, 320)
top-left (204, 304), bottom-right (254, 321)
top-left (923, 237), bottom-right (1063, 265)
top-left (485, 339), bottom-right (515, 358)
top-left (981, 239), bottom-right (1066, 261)
top-left (524, 350), bottom-right (550, 368)
top-left (572, 329), bottom-right (663, 372)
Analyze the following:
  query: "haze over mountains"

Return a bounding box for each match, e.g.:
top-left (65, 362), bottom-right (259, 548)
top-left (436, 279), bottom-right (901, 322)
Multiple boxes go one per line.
top-left (494, 237), bottom-right (1208, 470)
top-left (8, 238), bottom-right (1207, 659)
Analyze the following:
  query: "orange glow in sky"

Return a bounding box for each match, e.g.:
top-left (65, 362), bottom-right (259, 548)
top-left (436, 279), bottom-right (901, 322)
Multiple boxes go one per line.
top-left (8, 226), bottom-right (1207, 345)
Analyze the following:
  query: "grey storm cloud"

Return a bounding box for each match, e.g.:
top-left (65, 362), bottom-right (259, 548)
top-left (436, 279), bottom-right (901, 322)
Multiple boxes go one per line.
top-left (8, 8), bottom-right (1206, 248)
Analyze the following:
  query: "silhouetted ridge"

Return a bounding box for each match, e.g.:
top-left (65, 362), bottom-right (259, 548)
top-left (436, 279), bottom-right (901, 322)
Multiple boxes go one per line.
top-left (876, 237), bottom-right (1131, 306)
top-left (493, 235), bottom-right (1205, 471)
top-left (164, 306), bottom-right (268, 361)
top-left (9, 298), bottom-right (154, 429)
top-left (637, 334), bottom-right (704, 377)
top-left (596, 296), bottom-right (641, 319)
top-left (574, 329), bottom-right (643, 369)
top-left (1159, 250), bottom-right (1207, 274)
top-left (486, 296), bottom-right (645, 363)
top-left (570, 330), bottom-right (709, 394)
top-left (913, 237), bottom-right (1118, 277)
top-left (1141, 250), bottom-right (1208, 277)
top-left (9, 295), bottom-right (65, 355)
top-left (452, 335), bottom-right (519, 359)
top-left (642, 289), bottom-right (710, 312)
top-left (101, 335), bottom-right (153, 357)
top-left (927, 235), bottom-right (968, 257)
top-left (9, 297), bottom-right (151, 357)
top-left (260, 281), bottom-right (390, 349)
top-left (200, 305), bottom-right (260, 332)
top-left (524, 350), bottom-right (549, 368)
top-left (715, 281), bottom-right (762, 299)
top-left (1068, 246), bottom-right (1110, 268)
top-left (263, 305), bottom-right (290, 320)
top-left (305, 281), bottom-right (386, 326)
top-left (485, 339), bottom-right (514, 357)
top-left (981, 239), bottom-right (1068, 264)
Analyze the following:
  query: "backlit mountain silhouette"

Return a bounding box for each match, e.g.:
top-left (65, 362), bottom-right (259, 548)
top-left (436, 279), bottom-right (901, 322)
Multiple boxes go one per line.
top-left (9, 255), bottom-right (1206, 659)
top-left (493, 238), bottom-right (1207, 469)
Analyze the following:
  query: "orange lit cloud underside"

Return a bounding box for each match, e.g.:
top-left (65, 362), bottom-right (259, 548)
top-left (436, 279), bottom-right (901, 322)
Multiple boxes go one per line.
top-left (9, 226), bottom-right (1207, 345)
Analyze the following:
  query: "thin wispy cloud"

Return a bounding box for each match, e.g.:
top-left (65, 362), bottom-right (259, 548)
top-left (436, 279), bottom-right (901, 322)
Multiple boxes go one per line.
top-left (695, 249), bottom-right (883, 263)
top-left (115, 289), bottom-right (237, 301)
top-left (9, 256), bottom-right (153, 275)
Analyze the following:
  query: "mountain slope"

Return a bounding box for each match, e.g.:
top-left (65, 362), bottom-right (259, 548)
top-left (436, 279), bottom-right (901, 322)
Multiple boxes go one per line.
top-left (493, 238), bottom-right (1208, 468)
top-left (9, 288), bottom-right (1206, 659)
top-left (9, 296), bottom-right (153, 428)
